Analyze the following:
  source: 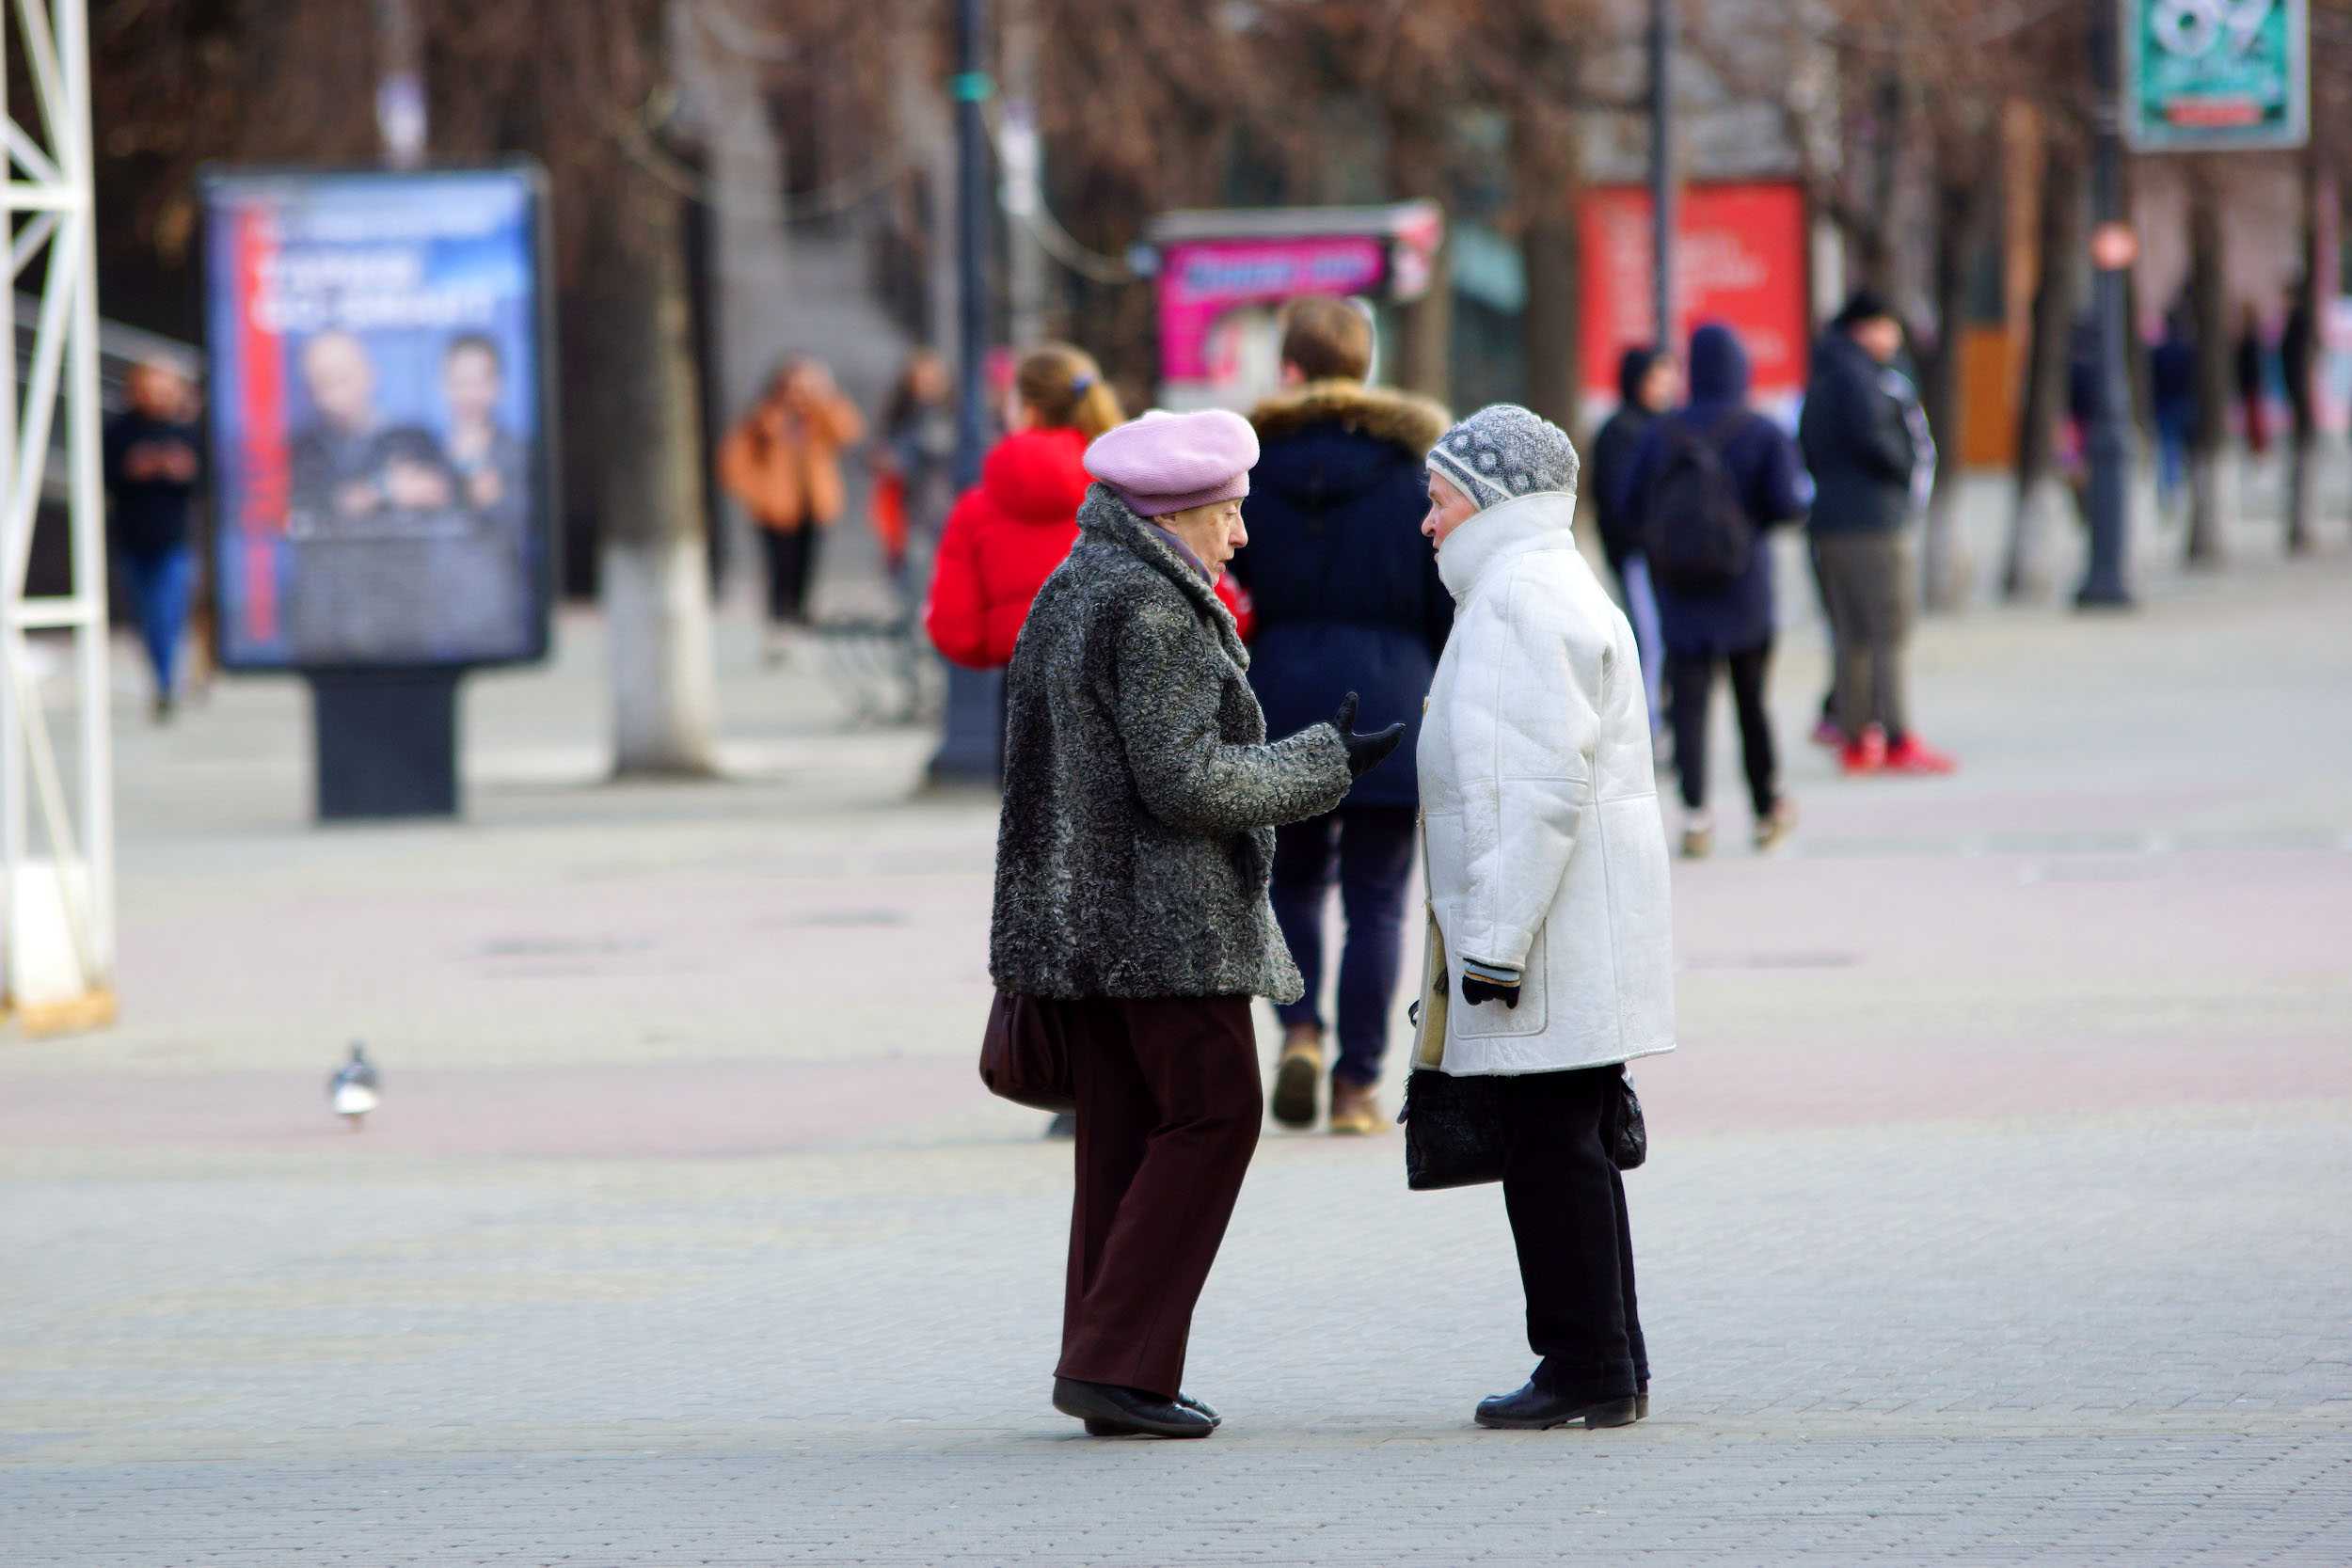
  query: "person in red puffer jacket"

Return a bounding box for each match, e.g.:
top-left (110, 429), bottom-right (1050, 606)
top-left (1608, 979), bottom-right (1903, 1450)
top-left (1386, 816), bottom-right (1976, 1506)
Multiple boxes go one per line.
top-left (927, 344), bottom-right (1249, 669)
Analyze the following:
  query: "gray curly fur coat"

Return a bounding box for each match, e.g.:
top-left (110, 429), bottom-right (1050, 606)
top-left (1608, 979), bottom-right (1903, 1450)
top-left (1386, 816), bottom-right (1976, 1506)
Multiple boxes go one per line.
top-left (991, 483), bottom-right (1355, 1002)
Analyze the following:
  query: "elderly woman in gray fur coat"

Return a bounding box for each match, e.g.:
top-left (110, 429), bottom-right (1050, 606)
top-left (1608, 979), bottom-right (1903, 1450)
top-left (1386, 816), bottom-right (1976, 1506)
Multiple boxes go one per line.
top-left (993, 408), bottom-right (1405, 1441)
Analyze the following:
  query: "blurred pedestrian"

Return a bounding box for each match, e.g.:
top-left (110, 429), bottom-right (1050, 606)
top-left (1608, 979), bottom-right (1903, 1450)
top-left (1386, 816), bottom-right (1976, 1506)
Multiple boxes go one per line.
top-left (1233, 295), bottom-right (1451, 1134)
top-left (1620, 323), bottom-right (1809, 859)
top-left (104, 358), bottom-right (204, 722)
top-left (1587, 344), bottom-right (1678, 747)
top-left (924, 344), bottom-right (1122, 670)
top-left (1799, 293), bottom-right (1957, 783)
top-left (2235, 303), bottom-right (2271, 457)
top-left (992, 408), bottom-right (1397, 1439)
top-left (927, 345), bottom-right (1253, 673)
top-left (872, 347), bottom-right (958, 602)
top-left (2151, 304), bottom-right (2197, 514)
top-left (718, 356), bottom-right (864, 660)
top-left (1415, 404), bottom-right (1675, 1431)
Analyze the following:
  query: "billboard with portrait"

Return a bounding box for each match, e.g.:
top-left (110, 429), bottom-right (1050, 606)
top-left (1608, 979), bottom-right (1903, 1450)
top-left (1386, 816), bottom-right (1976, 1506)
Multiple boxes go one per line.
top-left (200, 166), bottom-right (553, 671)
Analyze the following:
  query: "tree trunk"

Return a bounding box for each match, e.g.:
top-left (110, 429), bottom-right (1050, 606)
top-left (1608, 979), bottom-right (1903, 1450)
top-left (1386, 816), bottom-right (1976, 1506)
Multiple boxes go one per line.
top-left (2183, 162), bottom-right (2229, 568)
top-left (588, 190), bottom-right (722, 776)
top-left (1515, 107), bottom-right (1581, 439)
top-left (2004, 140), bottom-right (2084, 600)
top-left (1389, 111), bottom-right (1454, 404)
top-left (2286, 149), bottom-right (2324, 556)
top-left (1920, 161), bottom-right (1988, 612)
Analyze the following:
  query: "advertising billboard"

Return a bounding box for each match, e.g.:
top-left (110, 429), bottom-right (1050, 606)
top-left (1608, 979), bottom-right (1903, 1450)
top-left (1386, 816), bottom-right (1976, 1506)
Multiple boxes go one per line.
top-left (1150, 202), bottom-right (1444, 409)
top-left (2124, 0), bottom-right (2309, 152)
top-left (200, 166), bottom-right (553, 671)
top-left (1579, 182), bottom-right (1813, 420)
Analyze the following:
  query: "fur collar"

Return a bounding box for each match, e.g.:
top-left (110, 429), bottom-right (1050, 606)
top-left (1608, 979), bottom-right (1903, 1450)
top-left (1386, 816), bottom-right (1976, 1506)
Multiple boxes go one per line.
top-left (1249, 380), bottom-right (1451, 455)
top-left (1436, 491), bottom-right (1577, 601)
top-left (1075, 483), bottom-right (1247, 668)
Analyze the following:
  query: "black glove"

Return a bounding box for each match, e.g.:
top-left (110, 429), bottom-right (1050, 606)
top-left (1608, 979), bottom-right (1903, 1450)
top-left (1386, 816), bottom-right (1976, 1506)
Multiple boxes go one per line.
top-left (1461, 974), bottom-right (1522, 1010)
top-left (1331, 691), bottom-right (1406, 778)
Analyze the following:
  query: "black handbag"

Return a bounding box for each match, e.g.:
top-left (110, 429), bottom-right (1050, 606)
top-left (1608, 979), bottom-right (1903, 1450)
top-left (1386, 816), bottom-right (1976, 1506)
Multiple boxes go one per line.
top-left (1609, 1071), bottom-right (1648, 1171)
top-left (1398, 1062), bottom-right (1508, 1191)
top-left (977, 992), bottom-right (1075, 1114)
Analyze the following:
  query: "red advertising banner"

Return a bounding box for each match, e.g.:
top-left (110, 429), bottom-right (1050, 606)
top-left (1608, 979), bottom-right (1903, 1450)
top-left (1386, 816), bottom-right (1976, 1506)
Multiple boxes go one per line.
top-left (1580, 182), bottom-right (1812, 413)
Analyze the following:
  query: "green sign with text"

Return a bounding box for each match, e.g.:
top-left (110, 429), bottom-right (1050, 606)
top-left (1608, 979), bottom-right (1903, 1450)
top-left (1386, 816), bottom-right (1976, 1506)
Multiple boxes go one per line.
top-left (2124, 0), bottom-right (2309, 151)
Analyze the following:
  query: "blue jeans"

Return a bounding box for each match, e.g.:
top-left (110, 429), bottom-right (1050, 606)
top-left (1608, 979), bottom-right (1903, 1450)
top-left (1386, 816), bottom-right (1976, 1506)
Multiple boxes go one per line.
top-left (123, 546), bottom-right (194, 697)
top-left (1270, 805), bottom-right (1418, 1087)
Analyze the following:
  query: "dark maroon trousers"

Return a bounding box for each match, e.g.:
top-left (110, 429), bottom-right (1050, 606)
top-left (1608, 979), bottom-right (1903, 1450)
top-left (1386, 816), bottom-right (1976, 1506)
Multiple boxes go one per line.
top-left (1051, 995), bottom-right (1263, 1401)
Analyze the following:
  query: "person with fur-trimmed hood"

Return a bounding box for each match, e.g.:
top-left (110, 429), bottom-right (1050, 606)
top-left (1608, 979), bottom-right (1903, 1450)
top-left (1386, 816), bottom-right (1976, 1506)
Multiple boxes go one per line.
top-left (1233, 295), bottom-right (1453, 1136)
top-left (993, 407), bottom-right (1406, 1440)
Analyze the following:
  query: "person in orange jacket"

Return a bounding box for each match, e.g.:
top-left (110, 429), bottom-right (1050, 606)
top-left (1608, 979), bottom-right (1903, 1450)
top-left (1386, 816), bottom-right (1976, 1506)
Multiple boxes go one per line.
top-left (926, 344), bottom-right (1250, 673)
top-left (719, 357), bottom-right (864, 657)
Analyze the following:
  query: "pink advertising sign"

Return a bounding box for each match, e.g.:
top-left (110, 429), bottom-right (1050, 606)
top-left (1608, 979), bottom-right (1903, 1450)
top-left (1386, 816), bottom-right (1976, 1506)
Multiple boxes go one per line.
top-left (1157, 235), bottom-right (1390, 382)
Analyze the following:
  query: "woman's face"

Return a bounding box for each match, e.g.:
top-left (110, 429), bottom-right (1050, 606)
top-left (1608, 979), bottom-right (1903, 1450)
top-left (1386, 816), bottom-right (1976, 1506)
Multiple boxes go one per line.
top-left (1160, 499), bottom-right (1248, 582)
top-left (1422, 470), bottom-right (1478, 552)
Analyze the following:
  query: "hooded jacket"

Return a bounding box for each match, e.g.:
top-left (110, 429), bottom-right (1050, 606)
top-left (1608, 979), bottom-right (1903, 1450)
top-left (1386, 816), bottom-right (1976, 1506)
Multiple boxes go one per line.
top-left (1617, 325), bottom-right (1812, 657)
top-left (1233, 380), bottom-right (1452, 809)
top-left (991, 484), bottom-right (1355, 1001)
top-left (1412, 488), bottom-right (1677, 1076)
top-left (1586, 348), bottom-right (1666, 572)
top-left (1797, 329), bottom-right (1925, 537)
top-left (927, 427), bottom-right (1251, 670)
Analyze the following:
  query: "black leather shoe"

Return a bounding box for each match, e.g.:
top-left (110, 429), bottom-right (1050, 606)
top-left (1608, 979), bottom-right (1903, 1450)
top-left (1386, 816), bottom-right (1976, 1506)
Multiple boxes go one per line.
top-left (1055, 1377), bottom-right (1215, 1439)
top-left (1086, 1391), bottom-right (1217, 1434)
top-left (1473, 1380), bottom-right (1640, 1431)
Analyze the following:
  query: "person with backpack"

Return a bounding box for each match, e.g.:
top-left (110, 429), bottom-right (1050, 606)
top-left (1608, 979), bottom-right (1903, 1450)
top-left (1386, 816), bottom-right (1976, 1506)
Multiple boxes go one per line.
top-left (1798, 292), bottom-right (1957, 777)
top-left (1615, 323), bottom-right (1810, 859)
top-left (1233, 296), bottom-right (1451, 1135)
top-left (1586, 346), bottom-right (1678, 750)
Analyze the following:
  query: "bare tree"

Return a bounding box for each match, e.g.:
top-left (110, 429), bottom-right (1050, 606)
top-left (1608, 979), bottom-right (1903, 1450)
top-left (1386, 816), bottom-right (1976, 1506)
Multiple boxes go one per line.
top-left (2182, 158), bottom-right (2229, 569)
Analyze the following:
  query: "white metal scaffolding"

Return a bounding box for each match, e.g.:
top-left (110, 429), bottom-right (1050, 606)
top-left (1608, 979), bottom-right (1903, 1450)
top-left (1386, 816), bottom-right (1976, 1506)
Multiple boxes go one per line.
top-left (0, 0), bottom-right (113, 1033)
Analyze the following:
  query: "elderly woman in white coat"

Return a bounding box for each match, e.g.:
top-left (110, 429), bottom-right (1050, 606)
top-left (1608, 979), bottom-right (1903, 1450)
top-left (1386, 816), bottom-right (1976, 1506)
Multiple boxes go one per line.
top-left (1416, 404), bottom-right (1677, 1431)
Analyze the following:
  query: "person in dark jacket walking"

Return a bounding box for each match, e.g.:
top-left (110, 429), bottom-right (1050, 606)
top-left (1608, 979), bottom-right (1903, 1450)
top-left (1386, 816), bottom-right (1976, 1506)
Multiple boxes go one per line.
top-left (1617, 323), bottom-right (1809, 859)
top-left (1798, 292), bottom-right (1957, 779)
top-left (1233, 296), bottom-right (1451, 1134)
top-left (1587, 346), bottom-right (1678, 745)
top-left (993, 408), bottom-right (1400, 1439)
top-left (104, 359), bottom-right (205, 721)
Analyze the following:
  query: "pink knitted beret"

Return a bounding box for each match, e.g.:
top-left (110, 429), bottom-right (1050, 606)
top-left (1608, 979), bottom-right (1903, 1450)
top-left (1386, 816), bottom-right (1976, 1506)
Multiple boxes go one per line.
top-left (1083, 409), bottom-right (1259, 517)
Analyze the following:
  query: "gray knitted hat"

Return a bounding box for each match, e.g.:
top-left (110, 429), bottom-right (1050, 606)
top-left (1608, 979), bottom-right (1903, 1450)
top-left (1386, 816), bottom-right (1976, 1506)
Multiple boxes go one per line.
top-left (1426, 404), bottom-right (1580, 513)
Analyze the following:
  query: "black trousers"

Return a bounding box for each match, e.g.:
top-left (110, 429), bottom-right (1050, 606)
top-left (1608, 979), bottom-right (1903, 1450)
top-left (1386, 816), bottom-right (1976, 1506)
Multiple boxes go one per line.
top-left (1668, 642), bottom-right (1778, 817)
top-left (1500, 1068), bottom-right (1648, 1402)
top-left (760, 524), bottom-right (824, 626)
top-left (1056, 995), bottom-right (1262, 1400)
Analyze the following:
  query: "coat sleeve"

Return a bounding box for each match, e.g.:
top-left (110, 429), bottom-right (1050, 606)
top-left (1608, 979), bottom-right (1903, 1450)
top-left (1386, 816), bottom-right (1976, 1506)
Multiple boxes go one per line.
top-left (1112, 600), bottom-right (1352, 834)
top-left (1752, 422), bottom-right (1815, 526)
top-left (1819, 364), bottom-right (1914, 486)
top-left (923, 490), bottom-right (993, 669)
top-left (1444, 575), bottom-right (1601, 975)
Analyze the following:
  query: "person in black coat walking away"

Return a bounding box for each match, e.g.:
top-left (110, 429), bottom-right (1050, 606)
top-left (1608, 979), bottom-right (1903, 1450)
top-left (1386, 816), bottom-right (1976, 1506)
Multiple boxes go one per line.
top-left (1586, 346), bottom-right (1679, 749)
top-left (1798, 291), bottom-right (1957, 779)
top-left (1233, 296), bottom-right (1451, 1134)
top-left (1617, 323), bottom-right (1809, 860)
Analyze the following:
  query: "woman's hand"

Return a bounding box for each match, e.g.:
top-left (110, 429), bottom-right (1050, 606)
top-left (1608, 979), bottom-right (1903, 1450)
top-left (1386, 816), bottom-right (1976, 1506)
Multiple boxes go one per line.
top-left (1460, 960), bottom-right (1522, 1010)
top-left (1330, 692), bottom-right (1406, 779)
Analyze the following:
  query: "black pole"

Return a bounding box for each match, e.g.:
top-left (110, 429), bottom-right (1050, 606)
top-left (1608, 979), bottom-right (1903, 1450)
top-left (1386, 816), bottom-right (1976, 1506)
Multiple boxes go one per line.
top-left (2078, 2), bottom-right (2136, 609)
top-left (1649, 0), bottom-right (1677, 355)
top-left (953, 0), bottom-right (991, 492)
top-left (929, 0), bottom-right (1005, 786)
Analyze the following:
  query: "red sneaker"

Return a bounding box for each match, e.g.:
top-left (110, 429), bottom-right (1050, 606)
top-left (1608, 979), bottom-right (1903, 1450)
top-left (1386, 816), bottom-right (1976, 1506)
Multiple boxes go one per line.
top-left (1883, 736), bottom-right (1959, 775)
top-left (1840, 726), bottom-right (1886, 776)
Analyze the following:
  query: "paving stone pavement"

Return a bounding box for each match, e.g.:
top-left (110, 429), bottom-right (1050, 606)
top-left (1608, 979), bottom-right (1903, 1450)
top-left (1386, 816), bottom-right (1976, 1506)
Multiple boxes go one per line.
top-left (4, 532), bottom-right (2350, 1564)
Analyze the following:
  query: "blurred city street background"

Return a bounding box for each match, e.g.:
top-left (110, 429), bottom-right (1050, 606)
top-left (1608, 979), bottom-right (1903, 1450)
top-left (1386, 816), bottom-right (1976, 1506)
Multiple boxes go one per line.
top-left (6, 497), bottom-right (2351, 1564)
top-left (4, 0), bottom-right (2352, 1564)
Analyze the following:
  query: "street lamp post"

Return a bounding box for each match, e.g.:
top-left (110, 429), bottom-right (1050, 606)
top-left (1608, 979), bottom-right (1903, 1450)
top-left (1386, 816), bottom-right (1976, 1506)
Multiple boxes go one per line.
top-left (1649, 0), bottom-right (1677, 354)
top-left (2078, 2), bottom-right (2136, 609)
top-left (929, 0), bottom-right (1004, 785)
